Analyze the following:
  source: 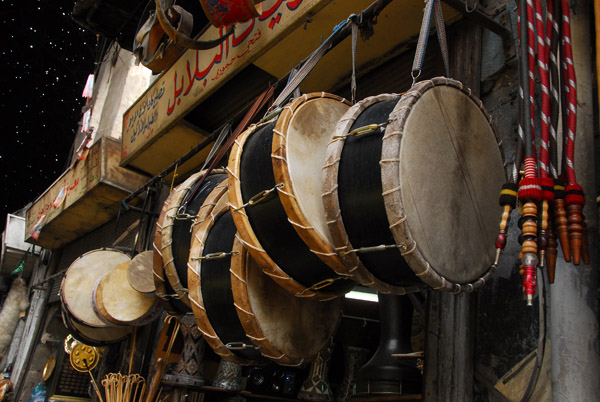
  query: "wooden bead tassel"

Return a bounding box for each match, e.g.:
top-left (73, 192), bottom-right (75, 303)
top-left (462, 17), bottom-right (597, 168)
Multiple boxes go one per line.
top-left (520, 201), bottom-right (538, 306)
top-left (552, 198), bottom-right (570, 261)
top-left (566, 204), bottom-right (583, 265)
top-left (538, 200), bottom-right (549, 269)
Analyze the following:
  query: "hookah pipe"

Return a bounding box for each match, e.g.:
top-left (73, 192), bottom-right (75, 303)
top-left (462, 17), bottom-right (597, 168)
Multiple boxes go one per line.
top-left (546, 0), bottom-right (570, 271)
top-left (534, 0), bottom-right (554, 279)
top-left (516, 0), bottom-right (541, 306)
top-left (559, 0), bottom-right (587, 265)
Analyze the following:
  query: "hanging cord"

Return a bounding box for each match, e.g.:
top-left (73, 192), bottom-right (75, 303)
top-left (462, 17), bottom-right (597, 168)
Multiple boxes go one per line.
top-left (559, 0), bottom-right (587, 265)
top-left (269, 18), bottom-right (351, 112)
top-left (411, 0), bottom-right (450, 86)
top-left (351, 19), bottom-right (358, 104)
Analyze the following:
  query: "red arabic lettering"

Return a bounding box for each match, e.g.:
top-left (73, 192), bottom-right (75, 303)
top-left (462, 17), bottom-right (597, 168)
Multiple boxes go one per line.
top-left (287, 0), bottom-right (303, 10)
top-left (67, 179), bottom-right (79, 192)
top-left (167, 71), bottom-right (185, 115)
top-left (166, 1), bottom-right (302, 116)
top-left (259, 0), bottom-right (284, 20)
top-left (232, 18), bottom-right (255, 47)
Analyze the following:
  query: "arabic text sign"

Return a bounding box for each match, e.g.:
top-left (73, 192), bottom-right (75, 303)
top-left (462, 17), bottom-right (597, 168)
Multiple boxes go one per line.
top-left (122, 0), bottom-right (325, 162)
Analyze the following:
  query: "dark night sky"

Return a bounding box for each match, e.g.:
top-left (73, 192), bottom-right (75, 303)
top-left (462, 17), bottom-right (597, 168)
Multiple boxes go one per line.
top-left (1, 1), bottom-right (97, 232)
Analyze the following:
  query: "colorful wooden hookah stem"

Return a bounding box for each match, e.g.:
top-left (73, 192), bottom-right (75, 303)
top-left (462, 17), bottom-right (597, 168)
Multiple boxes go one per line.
top-left (560, 0), bottom-right (586, 265)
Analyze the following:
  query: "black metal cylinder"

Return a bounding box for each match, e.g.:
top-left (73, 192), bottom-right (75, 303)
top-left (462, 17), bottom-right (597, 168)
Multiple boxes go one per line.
top-left (355, 293), bottom-right (421, 395)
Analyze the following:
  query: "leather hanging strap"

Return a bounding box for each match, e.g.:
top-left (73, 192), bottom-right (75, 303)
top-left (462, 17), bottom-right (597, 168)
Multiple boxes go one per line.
top-left (412, 0), bottom-right (450, 84)
top-left (269, 19), bottom-right (351, 111)
top-left (181, 85), bottom-right (275, 209)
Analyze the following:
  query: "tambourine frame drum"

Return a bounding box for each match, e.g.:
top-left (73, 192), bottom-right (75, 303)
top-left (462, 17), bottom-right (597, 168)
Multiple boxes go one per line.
top-left (93, 261), bottom-right (162, 327)
top-left (322, 77), bottom-right (505, 294)
top-left (187, 182), bottom-right (341, 366)
top-left (60, 249), bottom-right (131, 328)
top-left (127, 250), bottom-right (156, 296)
top-left (227, 93), bottom-right (355, 300)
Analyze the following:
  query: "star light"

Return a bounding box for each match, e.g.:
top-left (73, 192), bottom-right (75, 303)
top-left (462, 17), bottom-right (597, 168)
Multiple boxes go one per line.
top-left (1, 1), bottom-right (98, 232)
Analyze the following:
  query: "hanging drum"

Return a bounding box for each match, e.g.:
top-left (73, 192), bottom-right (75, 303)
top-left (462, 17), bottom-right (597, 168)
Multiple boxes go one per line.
top-left (61, 308), bottom-right (132, 347)
top-left (228, 93), bottom-right (355, 300)
top-left (322, 77), bottom-right (505, 294)
top-left (199, 0), bottom-right (265, 27)
top-left (61, 249), bottom-right (131, 327)
top-left (60, 249), bottom-right (133, 345)
top-left (154, 170), bottom-right (228, 314)
top-left (133, 4), bottom-right (193, 73)
top-left (128, 250), bottom-right (156, 297)
top-left (92, 261), bottom-right (162, 327)
top-left (187, 181), bottom-right (342, 366)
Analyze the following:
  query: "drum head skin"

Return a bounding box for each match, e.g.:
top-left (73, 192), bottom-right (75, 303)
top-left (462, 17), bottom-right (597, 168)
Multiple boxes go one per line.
top-left (128, 250), bottom-right (156, 295)
top-left (94, 261), bottom-right (162, 327)
top-left (61, 249), bottom-right (131, 328)
top-left (323, 77), bottom-right (505, 294)
top-left (188, 183), bottom-right (342, 366)
top-left (228, 93), bottom-right (354, 300)
top-left (272, 93), bottom-right (351, 276)
top-left (231, 237), bottom-right (342, 367)
top-left (384, 78), bottom-right (505, 288)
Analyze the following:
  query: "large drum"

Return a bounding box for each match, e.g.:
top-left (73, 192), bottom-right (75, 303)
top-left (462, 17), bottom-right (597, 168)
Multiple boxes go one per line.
top-left (322, 77), bottom-right (505, 294)
top-left (187, 181), bottom-right (342, 366)
top-left (61, 308), bottom-right (132, 347)
top-left (228, 93), bottom-right (355, 300)
top-left (61, 249), bottom-right (131, 327)
top-left (153, 170), bottom-right (228, 313)
top-left (60, 249), bottom-right (133, 345)
top-left (92, 260), bottom-right (162, 327)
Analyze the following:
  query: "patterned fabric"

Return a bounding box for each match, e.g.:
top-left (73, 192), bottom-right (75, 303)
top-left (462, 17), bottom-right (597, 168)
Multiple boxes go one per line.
top-left (335, 347), bottom-right (370, 401)
top-left (297, 346), bottom-right (333, 401)
top-left (213, 359), bottom-right (243, 392)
